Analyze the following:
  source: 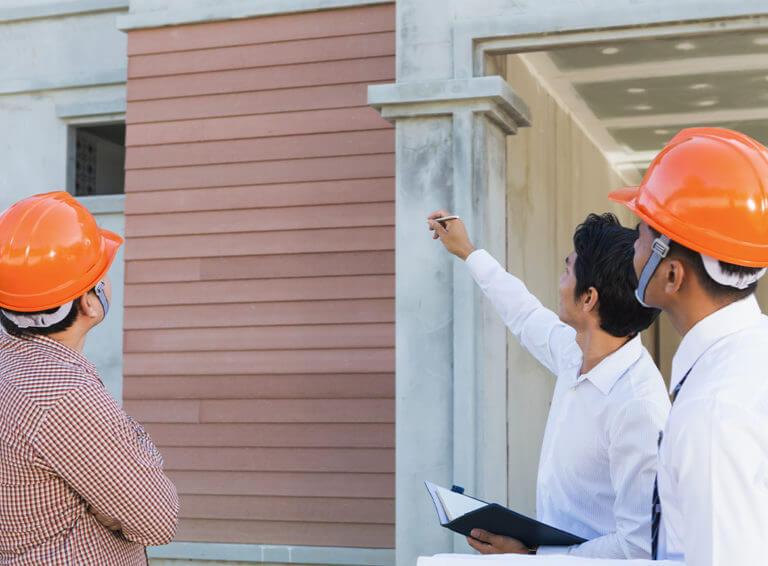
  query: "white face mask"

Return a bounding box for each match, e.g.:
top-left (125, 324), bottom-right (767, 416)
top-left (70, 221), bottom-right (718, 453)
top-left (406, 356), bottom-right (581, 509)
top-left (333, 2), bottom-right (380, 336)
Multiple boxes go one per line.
top-left (700, 254), bottom-right (767, 290)
top-left (1, 301), bottom-right (74, 329)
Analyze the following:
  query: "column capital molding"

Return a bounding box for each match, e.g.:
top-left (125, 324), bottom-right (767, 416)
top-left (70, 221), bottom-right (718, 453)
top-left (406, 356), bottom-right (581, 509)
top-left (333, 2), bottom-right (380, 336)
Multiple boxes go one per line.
top-left (368, 76), bottom-right (531, 134)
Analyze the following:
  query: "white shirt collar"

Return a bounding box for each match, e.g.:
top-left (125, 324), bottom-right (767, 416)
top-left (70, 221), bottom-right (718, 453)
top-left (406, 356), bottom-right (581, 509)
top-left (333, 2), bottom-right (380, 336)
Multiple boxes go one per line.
top-left (670, 294), bottom-right (763, 394)
top-left (577, 334), bottom-right (643, 395)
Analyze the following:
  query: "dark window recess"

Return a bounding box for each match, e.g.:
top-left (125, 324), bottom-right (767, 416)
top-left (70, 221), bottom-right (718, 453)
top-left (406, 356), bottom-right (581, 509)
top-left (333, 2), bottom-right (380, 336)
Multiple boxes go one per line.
top-left (70, 123), bottom-right (126, 196)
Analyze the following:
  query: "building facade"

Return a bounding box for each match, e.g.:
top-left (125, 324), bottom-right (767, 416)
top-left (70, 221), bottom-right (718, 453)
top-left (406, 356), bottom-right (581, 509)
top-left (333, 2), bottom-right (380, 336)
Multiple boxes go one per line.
top-left (3, 1), bottom-right (768, 565)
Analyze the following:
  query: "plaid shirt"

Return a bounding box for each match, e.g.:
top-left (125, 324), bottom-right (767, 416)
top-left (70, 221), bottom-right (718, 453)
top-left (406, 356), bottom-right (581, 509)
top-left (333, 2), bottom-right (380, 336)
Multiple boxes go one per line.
top-left (0, 330), bottom-right (179, 565)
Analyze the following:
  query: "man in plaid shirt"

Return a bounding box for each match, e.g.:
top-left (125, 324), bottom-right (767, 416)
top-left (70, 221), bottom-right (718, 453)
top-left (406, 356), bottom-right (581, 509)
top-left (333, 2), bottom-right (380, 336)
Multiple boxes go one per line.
top-left (0, 192), bottom-right (179, 565)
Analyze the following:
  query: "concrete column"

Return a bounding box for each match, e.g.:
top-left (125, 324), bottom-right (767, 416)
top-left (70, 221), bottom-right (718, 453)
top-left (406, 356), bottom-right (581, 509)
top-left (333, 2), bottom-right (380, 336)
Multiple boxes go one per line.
top-left (370, 77), bottom-right (530, 565)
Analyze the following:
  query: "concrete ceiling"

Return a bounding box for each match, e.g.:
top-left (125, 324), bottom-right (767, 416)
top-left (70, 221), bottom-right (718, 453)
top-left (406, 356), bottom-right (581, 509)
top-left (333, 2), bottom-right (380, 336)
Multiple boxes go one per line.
top-left (524, 31), bottom-right (768, 183)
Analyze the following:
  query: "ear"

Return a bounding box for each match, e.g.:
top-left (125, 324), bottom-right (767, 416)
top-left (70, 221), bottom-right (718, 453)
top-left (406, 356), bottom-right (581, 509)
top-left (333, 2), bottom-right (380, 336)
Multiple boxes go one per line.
top-left (79, 292), bottom-right (100, 320)
top-left (664, 259), bottom-right (686, 295)
top-left (582, 286), bottom-right (599, 313)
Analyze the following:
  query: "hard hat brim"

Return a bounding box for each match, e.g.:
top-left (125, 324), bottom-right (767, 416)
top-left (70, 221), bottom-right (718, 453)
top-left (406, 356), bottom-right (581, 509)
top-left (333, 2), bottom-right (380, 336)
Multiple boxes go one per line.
top-left (609, 185), bottom-right (656, 229)
top-left (85, 227), bottom-right (123, 305)
top-left (608, 186), bottom-right (640, 209)
top-left (610, 185), bottom-right (768, 268)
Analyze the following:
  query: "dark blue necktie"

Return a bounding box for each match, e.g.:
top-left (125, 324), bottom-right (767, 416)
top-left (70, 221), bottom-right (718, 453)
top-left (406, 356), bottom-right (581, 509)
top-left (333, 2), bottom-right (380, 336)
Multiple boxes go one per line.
top-left (651, 371), bottom-right (691, 560)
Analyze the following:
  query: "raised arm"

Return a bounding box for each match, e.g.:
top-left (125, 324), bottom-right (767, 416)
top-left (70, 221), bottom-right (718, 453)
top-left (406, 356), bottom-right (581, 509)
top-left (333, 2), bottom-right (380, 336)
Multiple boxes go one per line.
top-left (428, 210), bottom-right (577, 375)
top-left (34, 381), bottom-right (179, 546)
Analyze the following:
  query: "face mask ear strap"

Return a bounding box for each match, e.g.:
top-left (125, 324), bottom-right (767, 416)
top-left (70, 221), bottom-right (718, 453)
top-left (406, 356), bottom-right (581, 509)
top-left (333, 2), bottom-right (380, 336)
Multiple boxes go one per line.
top-left (636, 235), bottom-right (670, 308)
top-left (94, 281), bottom-right (109, 317)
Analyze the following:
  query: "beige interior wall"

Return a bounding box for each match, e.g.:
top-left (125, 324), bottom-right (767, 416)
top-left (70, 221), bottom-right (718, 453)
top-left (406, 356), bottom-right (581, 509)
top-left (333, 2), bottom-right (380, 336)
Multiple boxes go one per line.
top-left (501, 53), bottom-right (663, 516)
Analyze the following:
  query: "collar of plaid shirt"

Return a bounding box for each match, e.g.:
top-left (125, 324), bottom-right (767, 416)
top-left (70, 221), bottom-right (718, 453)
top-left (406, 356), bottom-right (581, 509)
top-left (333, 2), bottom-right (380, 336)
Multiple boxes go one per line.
top-left (0, 328), bottom-right (97, 374)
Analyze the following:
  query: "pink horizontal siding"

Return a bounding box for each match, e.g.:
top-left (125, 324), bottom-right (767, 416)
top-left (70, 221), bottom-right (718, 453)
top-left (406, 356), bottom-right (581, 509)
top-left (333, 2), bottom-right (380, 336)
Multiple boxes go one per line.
top-left (124, 251), bottom-right (395, 283)
top-left (128, 32), bottom-right (395, 78)
top-left (127, 5), bottom-right (395, 55)
top-left (124, 4), bottom-right (395, 549)
top-left (124, 325), bottom-right (395, 352)
top-left (125, 130), bottom-right (394, 169)
top-left (124, 202), bottom-right (395, 237)
top-left (124, 299), bottom-right (394, 329)
top-left (124, 179), bottom-right (395, 213)
top-left (142, 423), bottom-right (395, 448)
top-left (176, 520), bottom-right (393, 548)
top-left (126, 83), bottom-right (383, 123)
top-left (127, 58), bottom-right (395, 100)
top-left (171, 471), bottom-right (394, 498)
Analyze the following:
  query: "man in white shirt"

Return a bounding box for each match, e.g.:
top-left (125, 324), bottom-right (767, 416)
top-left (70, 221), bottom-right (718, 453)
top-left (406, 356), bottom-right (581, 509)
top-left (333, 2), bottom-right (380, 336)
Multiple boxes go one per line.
top-left (609, 127), bottom-right (768, 566)
top-left (428, 210), bottom-right (670, 558)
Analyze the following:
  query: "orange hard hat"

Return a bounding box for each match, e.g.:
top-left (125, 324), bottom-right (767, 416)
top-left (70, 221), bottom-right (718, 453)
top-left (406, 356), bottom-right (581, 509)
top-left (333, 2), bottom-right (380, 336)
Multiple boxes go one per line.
top-left (0, 191), bottom-right (123, 312)
top-left (609, 127), bottom-right (768, 267)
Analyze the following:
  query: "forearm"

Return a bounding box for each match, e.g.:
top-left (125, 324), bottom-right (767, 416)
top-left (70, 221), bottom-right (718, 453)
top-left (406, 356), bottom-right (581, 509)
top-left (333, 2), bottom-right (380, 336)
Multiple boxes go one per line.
top-left (118, 475), bottom-right (180, 546)
top-left (465, 250), bottom-right (541, 332)
top-left (465, 249), bottom-right (574, 373)
top-left (37, 382), bottom-right (180, 546)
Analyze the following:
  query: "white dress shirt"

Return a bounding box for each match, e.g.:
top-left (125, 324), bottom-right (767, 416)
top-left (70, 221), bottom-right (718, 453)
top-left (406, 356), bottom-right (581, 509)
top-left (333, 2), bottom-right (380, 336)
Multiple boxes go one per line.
top-left (656, 294), bottom-right (768, 566)
top-left (465, 249), bottom-right (670, 558)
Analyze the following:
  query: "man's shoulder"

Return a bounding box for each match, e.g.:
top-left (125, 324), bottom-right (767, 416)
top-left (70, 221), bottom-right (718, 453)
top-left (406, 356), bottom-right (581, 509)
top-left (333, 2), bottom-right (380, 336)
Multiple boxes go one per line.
top-left (613, 348), bottom-right (670, 411)
top-left (0, 338), bottom-right (101, 412)
top-left (707, 321), bottom-right (768, 364)
top-left (681, 331), bottom-right (768, 413)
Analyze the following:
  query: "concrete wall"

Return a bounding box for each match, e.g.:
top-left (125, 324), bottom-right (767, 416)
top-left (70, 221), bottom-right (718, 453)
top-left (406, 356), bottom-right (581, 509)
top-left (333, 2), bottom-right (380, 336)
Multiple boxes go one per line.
top-left (0, 6), bottom-right (126, 206)
top-left (0, 3), bottom-right (127, 400)
top-left (397, 0), bottom-right (768, 82)
top-left (117, 0), bottom-right (389, 30)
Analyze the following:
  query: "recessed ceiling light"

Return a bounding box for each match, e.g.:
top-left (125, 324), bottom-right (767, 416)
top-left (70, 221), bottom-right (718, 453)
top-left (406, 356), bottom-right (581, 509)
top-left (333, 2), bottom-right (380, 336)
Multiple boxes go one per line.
top-left (654, 129), bottom-right (671, 135)
top-left (695, 99), bottom-right (718, 107)
top-left (753, 37), bottom-right (768, 46)
top-left (627, 87), bottom-right (646, 94)
top-left (689, 83), bottom-right (712, 90)
top-left (675, 42), bottom-right (697, 51)
top-left (601, 47), bottom-right (620, 55)
top-left (633, 105), bottom-right (653, 111)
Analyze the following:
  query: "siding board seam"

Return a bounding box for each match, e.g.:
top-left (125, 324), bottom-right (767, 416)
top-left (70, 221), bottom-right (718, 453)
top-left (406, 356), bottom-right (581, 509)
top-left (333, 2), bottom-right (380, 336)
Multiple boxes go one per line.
top-left (123, 128), bottom-right (394, 151)
top-left (124, 151), bottom-right (394, 171)
top-left (126, 130), bottom-right (395, 149)
top-left (127, 73), bottom-right (396, 102)
top-left (122, 176), bottom-right (394, 194)
top-left (125, 80), bottom-right (394, 125)
top-left (124, 200), bottom-right (395, 216)
top-left (127, 30), bottom-right (395, 72)
top-left (125, 228), bottom-right (394, 240)
top-left (128, 54), bottom-right (395, 81)
top-left (124, 180), bottom-right (395, 194)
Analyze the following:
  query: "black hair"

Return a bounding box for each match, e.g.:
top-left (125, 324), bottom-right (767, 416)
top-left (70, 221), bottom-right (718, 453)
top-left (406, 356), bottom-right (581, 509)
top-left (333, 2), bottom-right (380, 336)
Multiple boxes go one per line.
top-left (573, 213), bottom-right (660, 338)
top-left (648, 226), bottom-right (760, 301)
top-left (0, 300), bottom-right (83, 338)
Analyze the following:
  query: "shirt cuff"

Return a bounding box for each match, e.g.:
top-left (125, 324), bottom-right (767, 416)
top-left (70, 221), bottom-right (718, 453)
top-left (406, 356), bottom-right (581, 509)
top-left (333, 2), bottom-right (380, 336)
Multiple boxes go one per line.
top-left (464, 249), bottom-right (498, 283)
top-left (535, 546), bottom-right (571, 556)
